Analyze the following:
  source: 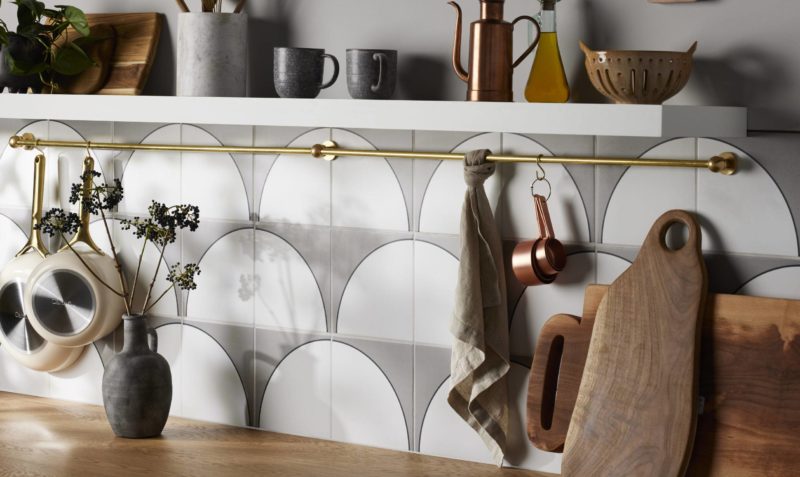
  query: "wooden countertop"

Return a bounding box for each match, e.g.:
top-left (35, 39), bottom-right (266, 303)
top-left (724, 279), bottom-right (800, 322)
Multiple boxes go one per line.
top-left (0, 392), bottom-right (553, 477)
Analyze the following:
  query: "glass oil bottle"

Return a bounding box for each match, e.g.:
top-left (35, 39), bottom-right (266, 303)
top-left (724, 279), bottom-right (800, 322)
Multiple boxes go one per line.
top-left (525, 0), bottom-right (569, 103)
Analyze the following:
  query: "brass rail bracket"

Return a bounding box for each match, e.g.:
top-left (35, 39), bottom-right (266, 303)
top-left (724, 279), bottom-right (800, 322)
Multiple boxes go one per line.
top-left (707, 152), bottom-right (737, 176)
top-left (310, 141), bottom-right (339, 161)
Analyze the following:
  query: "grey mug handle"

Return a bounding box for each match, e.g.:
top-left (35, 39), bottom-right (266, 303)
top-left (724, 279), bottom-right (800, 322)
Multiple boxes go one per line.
top-left (320, 53), bottom-right (339, 90)
top-left (371, 52), bottom-right (388, 93)
top-left (147, 326), bottom-right (158, 353)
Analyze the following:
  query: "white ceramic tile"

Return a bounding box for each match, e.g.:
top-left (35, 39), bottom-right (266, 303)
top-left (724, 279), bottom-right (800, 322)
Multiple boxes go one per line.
top-left (500, 134), bottom-right (590, 242)
top-left (187, 229), bottom-right (254, 326)
top-left (510, 252), bottom-right (596, 358)
top-left (602, 138), bottom-right (696, 246)
top-left (418, 377), bottom-right (494, 465)
top-left (89, 220), bottom-right (178, 317)
top-left (0, 121), bottom-right (68, 211)
top-left (179, 326), bottom-right (248, 427)
top-left (49, 121), bottom-right (111, 209)
top-left (0, 343), bottom-right (50, 397)
top-left (260, 129), bottom-right (331, 226)
top-left (331, 342), bottom-right (409, 451)
top-left (254, 230), bottom-right (326, 332)
top-left (154, 323), bottom-right (183, 417)
top-left (0, 214), bottom-right (26, 268)
top-left (503, 364), bottom-right (562, 473)
top-left (180, 125), bottom-right (250, 222)
top-left (419, 133), bottom-right (502, 235)
top-left (48, 346), bottom-right (104, 405)
top-left (698, 139), bottom-right (797, 256)
top-left (738, 266), bottom-right (800, 300)
top-left (414, 241), bottom-right (459, 347)
top-left (118, 125), bottom-right (181, 216)
top-left (260, 340), bottom-right (332, 440)
top-left (596, 252), bottom-right (632, 285)
top-left (337, 240), bottom-right (413, 342)
top-left (331, 129), bottom-right (408, 231)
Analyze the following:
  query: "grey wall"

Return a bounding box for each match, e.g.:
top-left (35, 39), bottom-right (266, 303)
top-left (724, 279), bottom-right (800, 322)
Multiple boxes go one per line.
top-left (0, 0), bottom-right (797, 129)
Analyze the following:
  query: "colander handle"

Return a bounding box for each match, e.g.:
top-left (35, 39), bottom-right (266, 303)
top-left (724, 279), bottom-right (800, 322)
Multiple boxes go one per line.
top-left (687, 41), bottom-right (698, 55)
top-left (579, 41), bottom-right (593, 56)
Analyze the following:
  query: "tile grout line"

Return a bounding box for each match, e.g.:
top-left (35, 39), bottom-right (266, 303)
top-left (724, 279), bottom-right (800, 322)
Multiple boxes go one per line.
top-left (410, 128), bottom-right (417, 452)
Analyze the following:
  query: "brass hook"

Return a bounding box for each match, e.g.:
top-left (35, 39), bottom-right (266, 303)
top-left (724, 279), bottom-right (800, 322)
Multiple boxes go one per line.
top-left (535, 154), bottom-right (546, 181)
top-left (530, 155), bottom-right (551, 201)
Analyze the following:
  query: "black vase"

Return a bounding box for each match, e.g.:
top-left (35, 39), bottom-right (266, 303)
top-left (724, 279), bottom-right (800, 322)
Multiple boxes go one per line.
top-left (0, 33), bottom-right (45, 93)
top-left (102, 315), bottom-right (172, 438)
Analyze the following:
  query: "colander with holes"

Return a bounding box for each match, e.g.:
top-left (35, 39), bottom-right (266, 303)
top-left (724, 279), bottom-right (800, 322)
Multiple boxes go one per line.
top-left (579, 41), bottom-right (697, 104)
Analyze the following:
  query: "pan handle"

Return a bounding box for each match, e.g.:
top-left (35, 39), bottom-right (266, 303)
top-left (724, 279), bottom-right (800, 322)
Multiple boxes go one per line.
top-left (63, 156), bottom-right (104, 254)
top-left (527, 313), bottom-right (594, 452)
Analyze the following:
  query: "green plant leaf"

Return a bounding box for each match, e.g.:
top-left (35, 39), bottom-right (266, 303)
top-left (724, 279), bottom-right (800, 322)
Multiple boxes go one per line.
top-left (62, 5), bottom-right (89, 37)
top-left (5, 48), bottom-right (46, 75)
top-left (51, 41), bottom-right (91, 75)
top-left (15, 22), bottom-right (42, 39)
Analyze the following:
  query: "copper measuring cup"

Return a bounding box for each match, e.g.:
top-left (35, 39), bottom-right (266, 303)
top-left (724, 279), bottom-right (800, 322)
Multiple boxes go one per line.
top-left (512, 194), bottom-right (566, 286)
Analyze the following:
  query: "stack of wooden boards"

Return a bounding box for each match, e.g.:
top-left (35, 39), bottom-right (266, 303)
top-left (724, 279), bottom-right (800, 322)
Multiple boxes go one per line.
top-left (526, 210), bottom-right (800, 476)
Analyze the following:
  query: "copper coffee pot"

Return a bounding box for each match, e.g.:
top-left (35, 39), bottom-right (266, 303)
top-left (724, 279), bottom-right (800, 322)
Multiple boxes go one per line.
top-left (448, 0), bottom-right (541, 101)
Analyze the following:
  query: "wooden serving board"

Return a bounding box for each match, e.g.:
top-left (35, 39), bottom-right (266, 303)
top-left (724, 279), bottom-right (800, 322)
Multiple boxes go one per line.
top-left (528, 285), bottom-right (800, 476)
top-left (562, 210), bottom-right (707, 477)
top-left (86, 13), bottom-right (163, 95)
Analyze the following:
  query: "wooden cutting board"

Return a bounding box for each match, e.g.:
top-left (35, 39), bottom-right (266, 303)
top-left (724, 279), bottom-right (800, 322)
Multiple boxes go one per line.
top-left (528, 286), bottom-right (800, 476)
top-left (562, 210), bottom-right (707, 477)
top-left (86, 13), bottom-right (163, 95)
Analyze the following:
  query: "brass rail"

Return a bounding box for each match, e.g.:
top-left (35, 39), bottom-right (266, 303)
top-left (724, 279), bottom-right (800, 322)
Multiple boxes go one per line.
top-left (8, 133), bottom-right (738, 175)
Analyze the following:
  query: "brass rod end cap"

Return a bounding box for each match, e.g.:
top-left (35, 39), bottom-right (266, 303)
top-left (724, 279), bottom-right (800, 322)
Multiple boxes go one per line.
top-left (708, 152), bottom-right (737, 175)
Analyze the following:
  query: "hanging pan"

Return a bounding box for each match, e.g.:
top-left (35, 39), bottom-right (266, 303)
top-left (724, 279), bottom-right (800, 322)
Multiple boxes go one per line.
top-left (0, 154), bottom-right (84, 371)
top-left (25, 156), bottom-right (125, 348)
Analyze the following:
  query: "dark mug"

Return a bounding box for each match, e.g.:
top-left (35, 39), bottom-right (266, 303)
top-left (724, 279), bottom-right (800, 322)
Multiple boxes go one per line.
top-left (274, 47), bottom-right (339, 98)
top-left (346, 49), bottom-right (397, 100)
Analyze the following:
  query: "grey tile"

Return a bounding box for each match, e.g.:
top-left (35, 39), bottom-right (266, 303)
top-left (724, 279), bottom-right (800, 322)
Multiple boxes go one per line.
top-left (255, 222), bottom-right (331, 332)
top-left (183, 123), bottom-right (254, 222)
top-left (253, 126), bottom-right (330, 223)
top-left (185, 320), bottom-right (256, 426)
top-left (332, 128), bottom-right (413, 232)
top-left (331, 227), bottom-right (413, 339)
top-left (334, 335), bottom-right (414, 450)
top-left (412, 343), bottom-right (450, 452)
top-left (704, 253), bottom-right (800, 295)
top-left (703, 132), bottom-right (800, 256)
top-left (254, 328), bottom-right (329, 429)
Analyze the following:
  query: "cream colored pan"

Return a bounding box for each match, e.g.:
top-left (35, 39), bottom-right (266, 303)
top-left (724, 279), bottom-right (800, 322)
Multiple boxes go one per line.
top-left (0, 154), bottom-right (84, 371)
top-left (25, 156), bottom-right (124, 348)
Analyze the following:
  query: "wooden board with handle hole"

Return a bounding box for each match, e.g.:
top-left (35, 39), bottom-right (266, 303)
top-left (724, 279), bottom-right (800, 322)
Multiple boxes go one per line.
top-left (86, 13), bottom-right (163, 95)
top-left (528, 287), bottom-right (800, 476)
top-left (560, 210), bottom-right (707, 477)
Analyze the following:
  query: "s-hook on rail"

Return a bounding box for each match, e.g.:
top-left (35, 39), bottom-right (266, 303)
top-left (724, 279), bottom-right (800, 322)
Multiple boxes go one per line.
top-left (8, 133), bottom-right (738, 175)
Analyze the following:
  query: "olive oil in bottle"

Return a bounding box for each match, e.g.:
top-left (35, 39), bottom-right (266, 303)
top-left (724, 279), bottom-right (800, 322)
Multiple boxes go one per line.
top-left (525, 0), bottom-right (569, 103)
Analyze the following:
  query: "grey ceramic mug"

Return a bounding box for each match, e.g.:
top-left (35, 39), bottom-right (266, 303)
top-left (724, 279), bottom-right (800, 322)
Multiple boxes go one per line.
top-left (346, 49), bottom-right (397, 100)
top-left (274, 47), bottom-right (339, 98)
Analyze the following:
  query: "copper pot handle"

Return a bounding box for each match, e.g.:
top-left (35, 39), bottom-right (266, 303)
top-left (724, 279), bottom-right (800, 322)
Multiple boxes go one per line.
top-left (512, 15), bottom-right (541, 68)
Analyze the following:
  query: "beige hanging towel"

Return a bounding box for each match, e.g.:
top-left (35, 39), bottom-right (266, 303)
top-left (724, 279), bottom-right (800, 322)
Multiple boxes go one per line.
top-left (448, 149), bottom-right (510, 466)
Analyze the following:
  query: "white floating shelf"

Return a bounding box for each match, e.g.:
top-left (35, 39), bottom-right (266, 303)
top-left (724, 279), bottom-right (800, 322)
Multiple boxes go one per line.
top-left (0, 94), bottom-right (747, 138)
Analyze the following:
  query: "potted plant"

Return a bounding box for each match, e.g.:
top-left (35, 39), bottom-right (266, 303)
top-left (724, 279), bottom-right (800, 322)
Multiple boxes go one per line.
top-left (37, 165), bottom-right (201, 438)
top-left (0, 0), bottom-right (93, 93)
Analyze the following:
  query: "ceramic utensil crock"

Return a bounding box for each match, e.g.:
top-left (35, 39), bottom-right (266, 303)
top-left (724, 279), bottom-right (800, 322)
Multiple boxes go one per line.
top-left (0, 154), bottom-right (84, 371)
top-left (25, 157), bottom-right (125, 348)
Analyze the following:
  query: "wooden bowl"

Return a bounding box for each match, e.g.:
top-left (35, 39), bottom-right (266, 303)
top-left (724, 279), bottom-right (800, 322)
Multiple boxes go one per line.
top-left (579, 41), bottom-right (697, 104)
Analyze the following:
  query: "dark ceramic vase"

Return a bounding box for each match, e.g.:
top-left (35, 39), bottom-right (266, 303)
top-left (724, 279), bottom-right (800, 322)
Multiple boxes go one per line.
top-left (102, 315), bottom-right (172, 438)
top-left (0, 33), bottom-right (45, 93)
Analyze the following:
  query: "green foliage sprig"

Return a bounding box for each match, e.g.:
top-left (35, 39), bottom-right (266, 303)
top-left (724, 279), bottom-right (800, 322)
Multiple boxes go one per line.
top-left (37, 167), bottom-right (201, 316)
top-left (1, 0), bottom-right (94, 90)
